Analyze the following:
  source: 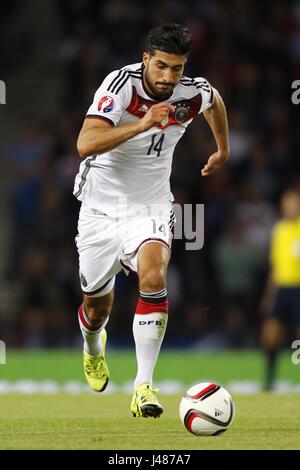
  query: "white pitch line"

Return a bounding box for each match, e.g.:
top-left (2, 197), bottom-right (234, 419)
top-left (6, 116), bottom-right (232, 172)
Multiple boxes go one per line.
top-left (0, 380), bottom-right (299, 394)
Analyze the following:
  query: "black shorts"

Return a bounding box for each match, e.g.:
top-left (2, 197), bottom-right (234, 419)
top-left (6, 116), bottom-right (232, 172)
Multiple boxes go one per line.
top-left (269, 287), bottom-right (300, 326)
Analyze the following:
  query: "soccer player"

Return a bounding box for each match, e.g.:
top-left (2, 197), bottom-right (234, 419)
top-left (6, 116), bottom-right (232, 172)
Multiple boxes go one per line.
top-left (261, 189), bottom-right (300, 390)
top-left (74, 23), bottom-right (230, 417)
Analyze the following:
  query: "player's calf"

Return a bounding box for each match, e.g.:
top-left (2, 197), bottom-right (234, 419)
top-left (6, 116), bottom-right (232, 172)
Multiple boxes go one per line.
top-left (78, 294), bottom-right (113, 393)
top-left (83, 291), bottom-right (114, 328)
top-left (78, 291), bottom-right (113, 357)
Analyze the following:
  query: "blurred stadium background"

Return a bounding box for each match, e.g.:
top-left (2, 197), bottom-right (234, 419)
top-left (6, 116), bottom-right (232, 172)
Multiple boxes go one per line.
top-left (0, 0), bottom-right (299, 394)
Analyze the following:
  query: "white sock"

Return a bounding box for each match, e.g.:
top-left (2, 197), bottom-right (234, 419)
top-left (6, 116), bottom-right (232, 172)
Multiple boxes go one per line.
top-left (133, 312), bottom-right (168, 389)
top-left (78, 304), bottom-right (108, 357)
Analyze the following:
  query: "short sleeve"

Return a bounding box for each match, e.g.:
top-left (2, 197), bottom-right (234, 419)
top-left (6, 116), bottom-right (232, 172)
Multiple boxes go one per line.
top-left (86, 69), bottom-right (131, 126)
top-left (194, 77), bottom-right (214, 114)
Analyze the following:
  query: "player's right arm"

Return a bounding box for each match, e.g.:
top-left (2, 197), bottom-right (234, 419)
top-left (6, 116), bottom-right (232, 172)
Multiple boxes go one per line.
top-left (77, 102), bottom-right (174, 159)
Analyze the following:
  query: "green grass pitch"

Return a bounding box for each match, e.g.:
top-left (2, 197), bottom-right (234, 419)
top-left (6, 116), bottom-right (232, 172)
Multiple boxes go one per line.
top-left (0, 349), bottom-right (299, 449)
top-left (2, 349), bottom-right (298, 384)
top-left (0, 393), bottom-right (300, 450)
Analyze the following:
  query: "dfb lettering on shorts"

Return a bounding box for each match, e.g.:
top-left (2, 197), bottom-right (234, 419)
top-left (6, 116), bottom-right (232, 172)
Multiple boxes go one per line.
top-left (0, 80), bottom-right (6, 104)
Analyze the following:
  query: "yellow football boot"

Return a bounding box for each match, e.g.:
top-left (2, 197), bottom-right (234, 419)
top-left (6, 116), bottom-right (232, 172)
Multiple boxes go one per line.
top-left (131, 383), bottom-right (163, 418)
top-left (83, 329), bottom-right (109, 392)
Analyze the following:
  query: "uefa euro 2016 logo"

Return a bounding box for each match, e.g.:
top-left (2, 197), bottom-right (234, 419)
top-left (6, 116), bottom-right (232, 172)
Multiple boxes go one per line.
top-left (0, 340), bottom-right (6, 364)
top-left (98, 95), bottom-right (114, 113)
top-left (0, 80), bottom-right (6, 104)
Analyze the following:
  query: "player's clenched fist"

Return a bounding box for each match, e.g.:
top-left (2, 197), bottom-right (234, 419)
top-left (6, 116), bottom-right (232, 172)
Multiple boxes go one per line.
top-left (139, 102), bottom-right (175, 131)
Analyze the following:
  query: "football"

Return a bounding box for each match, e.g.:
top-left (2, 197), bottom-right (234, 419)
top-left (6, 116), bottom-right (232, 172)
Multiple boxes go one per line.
top-left (179, 382), bottom-right (235, 436)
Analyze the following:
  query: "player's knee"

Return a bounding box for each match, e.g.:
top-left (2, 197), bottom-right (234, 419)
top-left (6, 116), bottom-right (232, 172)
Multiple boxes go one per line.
top-left (139, 268), bottom-right (167, 293)
top-left (262, 334), bottom-right (279, 350)
top-left (261, 321), bottom-right (282, 349)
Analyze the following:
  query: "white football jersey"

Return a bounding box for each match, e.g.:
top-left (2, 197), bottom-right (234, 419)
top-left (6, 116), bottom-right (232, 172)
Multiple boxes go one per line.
top-left (73, 62), bottom-right (214, 217)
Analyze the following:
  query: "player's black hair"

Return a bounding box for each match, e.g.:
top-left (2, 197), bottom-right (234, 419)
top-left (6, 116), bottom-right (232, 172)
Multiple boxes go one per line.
top-left (146, 23), bottom-right (192, 56)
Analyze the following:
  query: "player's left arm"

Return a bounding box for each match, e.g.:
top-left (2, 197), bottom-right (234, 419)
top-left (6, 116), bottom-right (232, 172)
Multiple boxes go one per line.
top-left (201, 88), bottom-right (230, 177)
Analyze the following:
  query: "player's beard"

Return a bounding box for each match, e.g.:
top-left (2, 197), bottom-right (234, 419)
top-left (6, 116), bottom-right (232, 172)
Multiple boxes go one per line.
top-left (143, 68), bottom-right (174, 101)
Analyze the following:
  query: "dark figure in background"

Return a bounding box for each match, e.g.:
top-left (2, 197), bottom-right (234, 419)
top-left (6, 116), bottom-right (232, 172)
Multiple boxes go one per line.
top-left (261, 190), bottom-right (300, 390)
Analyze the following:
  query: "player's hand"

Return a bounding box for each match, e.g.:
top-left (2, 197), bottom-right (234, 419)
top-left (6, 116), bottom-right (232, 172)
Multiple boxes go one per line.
top-left (139, 102), bottom-right (175, 131)
top-left (201, 150), bottom-right (229, 177)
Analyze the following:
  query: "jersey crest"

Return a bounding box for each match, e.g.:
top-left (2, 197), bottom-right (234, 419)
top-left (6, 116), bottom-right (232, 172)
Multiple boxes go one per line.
top-left (126, 87), bottom-right (202, 129)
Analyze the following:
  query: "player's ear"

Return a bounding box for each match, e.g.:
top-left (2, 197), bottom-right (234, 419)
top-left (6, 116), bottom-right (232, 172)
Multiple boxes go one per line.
top-left (143, 52), bottom-right (149, 66)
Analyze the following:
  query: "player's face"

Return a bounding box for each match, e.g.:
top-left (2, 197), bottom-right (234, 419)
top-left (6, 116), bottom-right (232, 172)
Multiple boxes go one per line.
top-left (143, 50), bottom-right (187, 99)
top-left (281, 191), bottom-right (300, 219)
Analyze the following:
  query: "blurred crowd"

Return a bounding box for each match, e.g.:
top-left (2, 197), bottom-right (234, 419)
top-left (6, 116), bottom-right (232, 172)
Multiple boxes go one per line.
top-left (2, 0), bottom-right (300, 348)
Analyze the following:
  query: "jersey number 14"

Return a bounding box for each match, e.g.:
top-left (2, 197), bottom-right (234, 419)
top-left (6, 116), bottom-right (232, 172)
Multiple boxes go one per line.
top-left (147, 133), bottom-right (165, 157)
